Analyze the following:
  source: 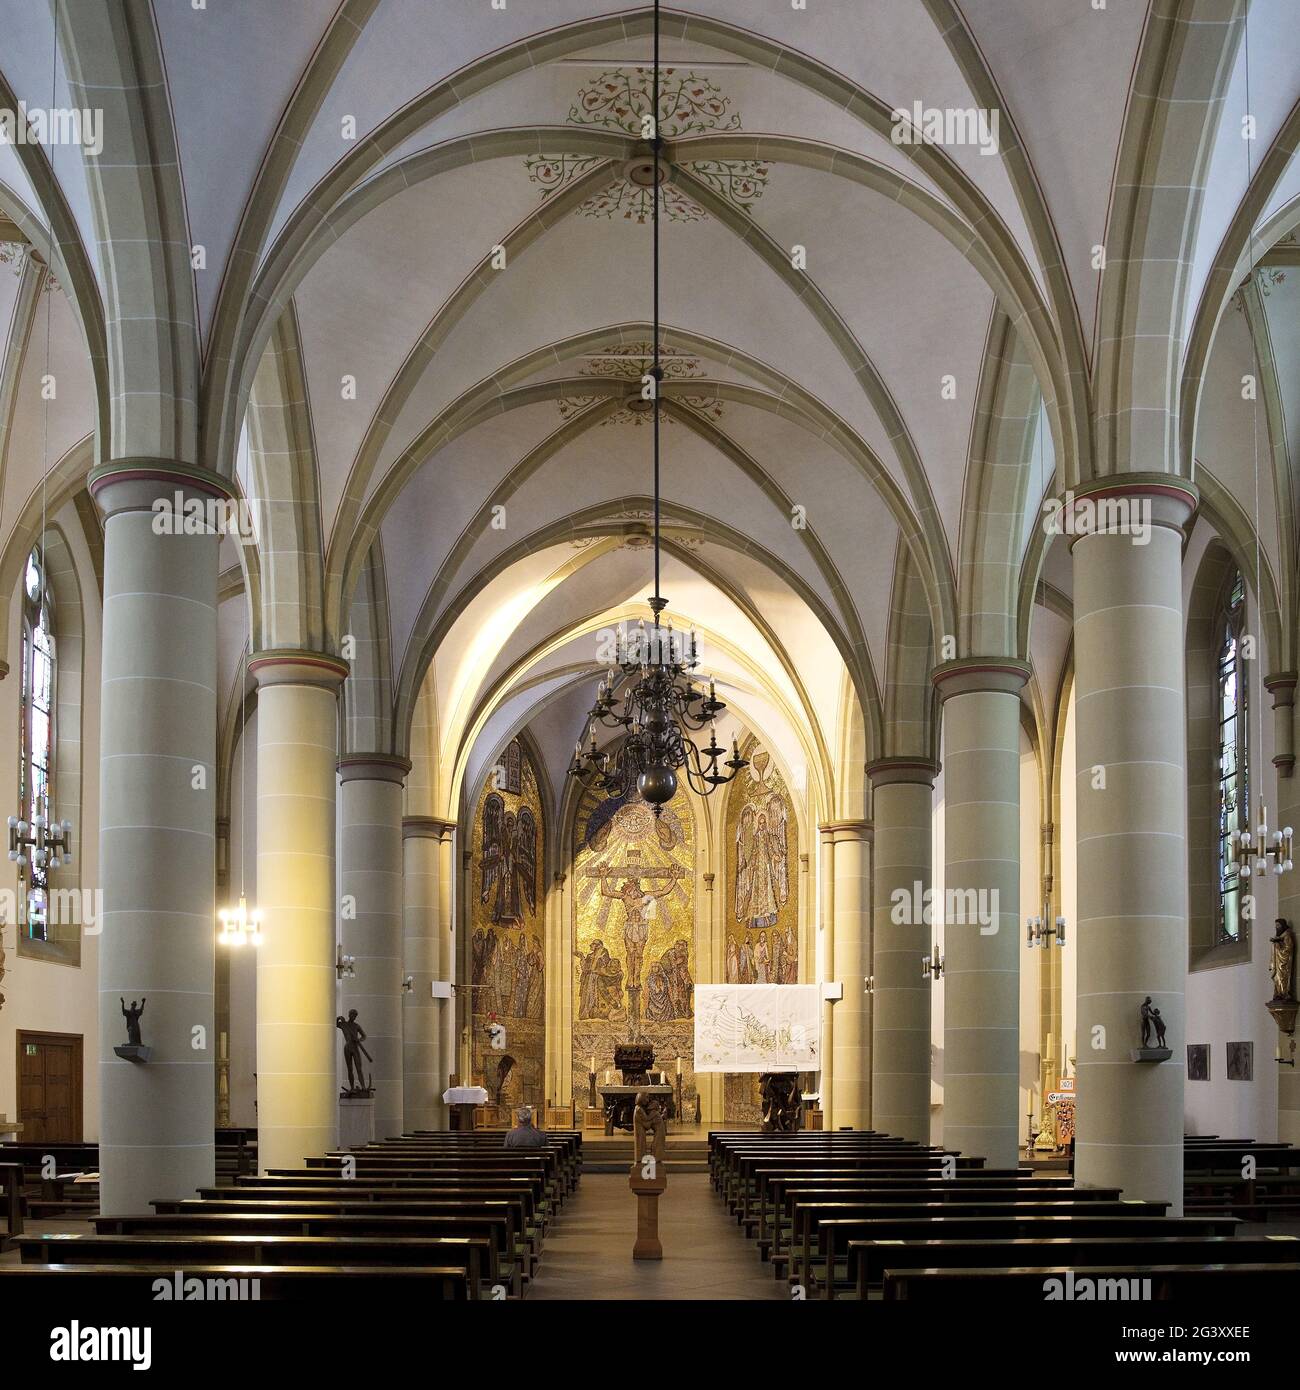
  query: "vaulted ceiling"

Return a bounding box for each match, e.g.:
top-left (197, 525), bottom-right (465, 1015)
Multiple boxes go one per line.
top-left (0, 2), bottom-right (1297, 822)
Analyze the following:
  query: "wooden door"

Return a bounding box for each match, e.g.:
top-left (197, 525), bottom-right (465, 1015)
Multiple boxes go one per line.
top-left (16, 1032), bottom-right (83, 1142)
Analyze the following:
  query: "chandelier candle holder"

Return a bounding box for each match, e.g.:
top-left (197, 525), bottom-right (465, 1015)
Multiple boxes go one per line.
top-left (8, 813), bottom-right (74, 871)
top-left (1026, 905), bottom-right (1067, 948)
top-left (568, 607), bottom-right (747, 810)
top-left (1229, 804), bottom-right (1294, 878)
top-left (218, 894), bottom-right (262, 947)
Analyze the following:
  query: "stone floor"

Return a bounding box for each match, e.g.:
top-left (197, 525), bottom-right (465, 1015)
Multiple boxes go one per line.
top-left (528, 1171), bottom-right (784, 1300)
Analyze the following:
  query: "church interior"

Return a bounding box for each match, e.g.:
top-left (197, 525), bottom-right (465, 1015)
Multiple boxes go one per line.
top-left (1, 0), bottom-right (1300, 1349)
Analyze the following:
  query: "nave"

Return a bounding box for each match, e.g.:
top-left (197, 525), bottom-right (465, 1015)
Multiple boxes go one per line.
top-left (1, 0), bottom-right (1300, 1365)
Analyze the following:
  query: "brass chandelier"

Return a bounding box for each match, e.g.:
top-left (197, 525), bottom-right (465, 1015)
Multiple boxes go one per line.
top-left (567, 0), bottom-right (747, 814)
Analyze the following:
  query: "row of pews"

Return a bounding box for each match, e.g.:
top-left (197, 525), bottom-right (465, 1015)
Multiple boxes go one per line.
top-left (0, 1129), bottom-right (581, 1300)
top-left (710, 1130), bottom-right (1300, 1300)
top-left (0, 1129), bottom-right (258, 1233)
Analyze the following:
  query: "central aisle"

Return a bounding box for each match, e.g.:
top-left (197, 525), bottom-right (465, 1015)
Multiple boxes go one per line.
top-left (529, 1172), bottom-right (786, 1300)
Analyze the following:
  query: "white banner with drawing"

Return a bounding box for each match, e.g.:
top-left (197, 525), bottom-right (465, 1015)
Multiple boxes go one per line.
top-left (693, 984), bottom-right (821, 1072)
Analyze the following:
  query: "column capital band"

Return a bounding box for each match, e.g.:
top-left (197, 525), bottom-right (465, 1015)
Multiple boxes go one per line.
top-left (248, 648), bottom-right (350, 690)
top-left (866, 756), bottom-right (938, 788)
top-left (931, 657), bottom-right (1031, 699)
top-left (1064, 474), bottom-right (1198, 544)
top-left (338, 753), bottom-right (412, 785)
top-left (403, 815), bottom-right (457, 841)
top-left (819, 818), bottom-right (873, 843)
top-left (89, 458), bottom-right (236, 516)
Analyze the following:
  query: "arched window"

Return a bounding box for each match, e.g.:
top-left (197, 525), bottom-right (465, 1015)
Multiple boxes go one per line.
top-left (19, 546), bottom-right (55, 940)
top-left (1216, 569), bottom-right (1248, 944)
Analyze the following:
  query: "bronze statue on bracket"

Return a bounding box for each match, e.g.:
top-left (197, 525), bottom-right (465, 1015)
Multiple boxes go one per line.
top-left (337, 1009), bottom-right (374, 1096)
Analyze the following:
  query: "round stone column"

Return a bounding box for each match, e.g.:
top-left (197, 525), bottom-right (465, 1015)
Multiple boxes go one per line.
top-left (823, 820), bottom-right (872, 1129)
top-left (250, 649), bottom-right (348, 1171)
top-left (339, 755), bottom-right (410, 1141)
top-left (89, 461), bottom-right (228, 1214)
top-left (402, 816), bottom-right (455, 1130)
top-left (1071, 478), bottom-right (1197, 1211)
top-left (932, 659), bottom-right (1028, 1167)
top-left (868, 758), bottom-right (937, 1143)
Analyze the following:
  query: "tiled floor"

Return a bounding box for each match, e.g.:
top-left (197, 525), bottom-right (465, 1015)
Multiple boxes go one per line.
top-left (528, 1171), bottom-right (786, 1300)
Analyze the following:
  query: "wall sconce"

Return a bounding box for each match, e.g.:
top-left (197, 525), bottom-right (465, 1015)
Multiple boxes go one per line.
top-left (402, 975), bottom-right (414, 994)
top-left (336, 946), bottom-right (356, 979)
top-left (863, 975), bottom-right (875, 995)
top-left (922, 949), bottom-right (943, 981)
top-left (217, 894), bottom-right (261, 946)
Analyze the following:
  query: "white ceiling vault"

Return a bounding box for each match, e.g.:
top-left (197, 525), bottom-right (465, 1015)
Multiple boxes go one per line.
top-left (0, 2), bottom-right (1297, 826)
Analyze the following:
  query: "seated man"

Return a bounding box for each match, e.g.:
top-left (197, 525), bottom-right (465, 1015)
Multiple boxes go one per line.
top-left (503, 1105), bottom-right (549, 1149)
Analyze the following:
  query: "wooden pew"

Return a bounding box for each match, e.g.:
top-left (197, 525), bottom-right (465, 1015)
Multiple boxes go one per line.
top-left (763, 1180), bottom-right (1124, 1266)
top-left (17, 1232), bottom-right (492, 1299)
top-left (803, 1213), bottom-right (1238, 1299)
top-left (0, 1263), bottom-right (470, 1300)
top-left (151, 1195), bottom-right (539, 1274)
top-left (848, 1232), bottom-right (1300, 1299)
top-left (882, 1261), bottom-right (1300, 1301)
top-left (93, 1211), bottom-right (522, 1297)
top-left (0, 1162), bottom-right (24, 1239)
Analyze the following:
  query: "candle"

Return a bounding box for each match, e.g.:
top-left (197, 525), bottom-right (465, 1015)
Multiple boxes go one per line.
top-left (676, 1056), bottom-right (682, 1076)
top-left (604, 1069), bottom-right (610, 1085)
top-left (590, 1056), bottom-right (596, 1075)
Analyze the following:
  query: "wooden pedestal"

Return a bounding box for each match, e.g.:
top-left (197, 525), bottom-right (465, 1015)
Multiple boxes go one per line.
top-left (628, 1168), bottom-right (667, 1260)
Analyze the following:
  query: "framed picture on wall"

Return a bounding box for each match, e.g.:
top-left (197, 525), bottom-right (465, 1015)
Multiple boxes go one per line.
top-left (1226, 1041), bottom-right (1253, 1081)
top-left (1187, 1044), bottom-right (1210, 1081)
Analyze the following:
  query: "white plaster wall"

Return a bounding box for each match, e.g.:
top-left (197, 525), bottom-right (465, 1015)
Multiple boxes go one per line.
top-left (0, 506), bottom-right (101, 1139)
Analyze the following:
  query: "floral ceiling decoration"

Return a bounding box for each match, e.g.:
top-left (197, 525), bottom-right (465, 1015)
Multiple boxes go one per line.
top-left (557, 341), bottom-right (724, 427)
top-left (0, 240), bottom-right (61, 294)
top-left (525, 67), bottom-right (769, 224)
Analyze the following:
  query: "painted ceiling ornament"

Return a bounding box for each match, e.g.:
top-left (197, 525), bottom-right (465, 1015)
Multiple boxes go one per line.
top-left (526, 66), bottom-right (768, 224)
top-left (557, 341), bottom-right (723, 426)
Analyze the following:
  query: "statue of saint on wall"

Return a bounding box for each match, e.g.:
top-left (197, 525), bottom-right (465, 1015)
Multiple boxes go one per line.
top-left (336, 1009), bottom-right (373, 1094)
top-left (1269, 919), bottom-right (1296, 1003)
top-left (121, 997), bottom-right (146, 1047)
top-left (1139, 996), bottom-right (1167, 1049)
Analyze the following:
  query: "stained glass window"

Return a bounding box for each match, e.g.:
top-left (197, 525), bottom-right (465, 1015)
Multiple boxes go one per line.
top-left (1216, 570), bottom-right (1247, 944)
top-left (19, 547), bottom-right (54, 941)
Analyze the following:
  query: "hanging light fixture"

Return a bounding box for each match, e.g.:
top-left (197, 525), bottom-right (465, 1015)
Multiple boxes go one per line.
top-left (218, 894), bottom-right (262, 947)
top-left (218, 657), bottom-right (262, 947)
top-left (567, 0), bottom-right (747, 814)
top-left (1232, 5), bottom-right (1293, 889)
